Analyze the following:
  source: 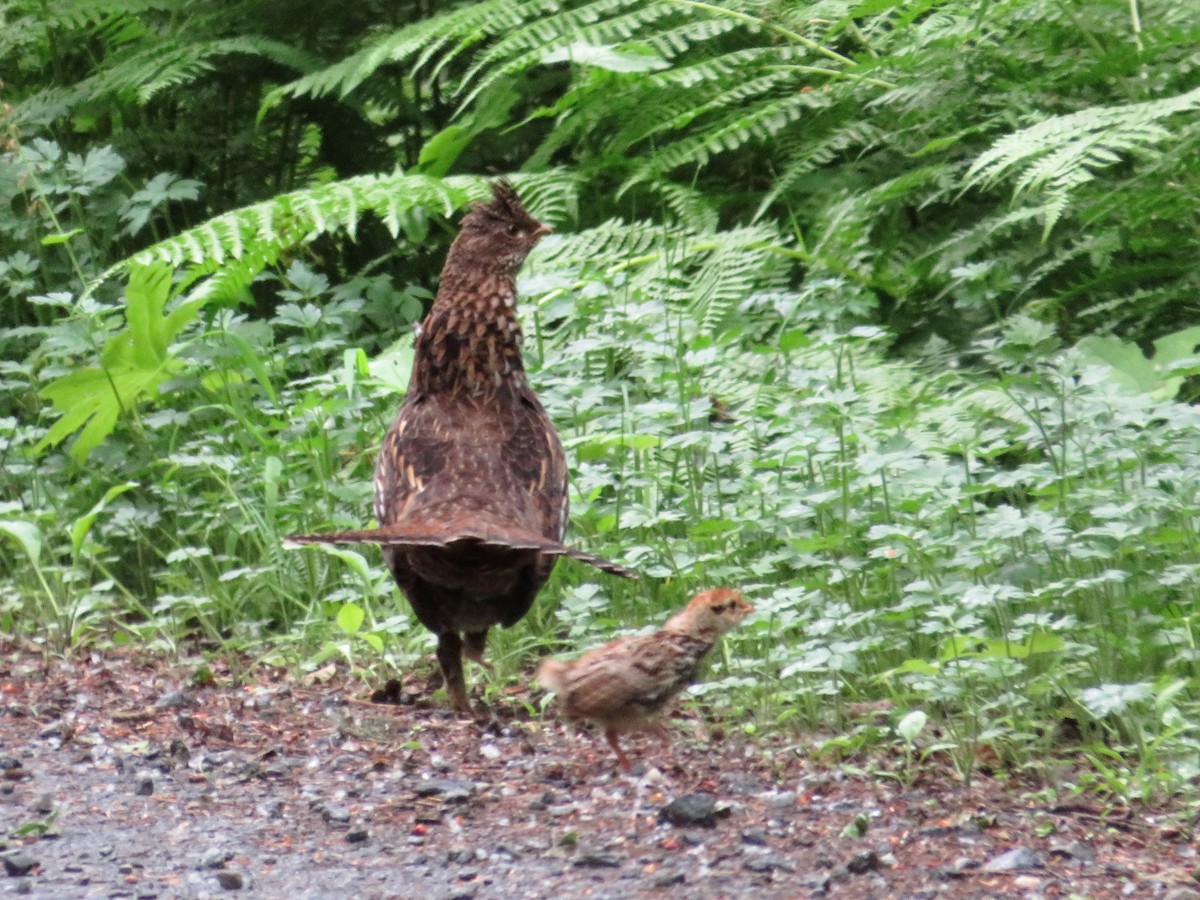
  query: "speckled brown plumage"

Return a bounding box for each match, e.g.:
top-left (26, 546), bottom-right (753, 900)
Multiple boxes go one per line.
top-left (289, 181), bottom-right (634, 712)
top-left (537, 588), bottom-right (753, 772)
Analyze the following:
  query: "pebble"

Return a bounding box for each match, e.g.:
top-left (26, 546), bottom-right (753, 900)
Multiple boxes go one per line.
top-left (2, 851), bottom-right (39, 877)
top-left (762, 790), bottom-right (797, 809)
top-left (741, 828), bottom-right (769, 846)
top-left (346, 826), bottom-right (370, 844)
top-left (659, 793), bottom-right (717, 828)
top-left (415, 779), bottom-right (476, 804)
top-left (845, 851), bottom-right (880, 874)
top-left (648, 870), bottom-right (686, 887)
top-left (30, 793), bottom-right (55, 814)
top-left (154, 690), bottom-right (196, 709)
top-left (1050, 839), bottom-right (1096, 863)
top-left (981, 847), bottom-right (1043, 872)
top-left (800, 872), bottom-right (831, 893)
top-left (320, 803), bottom-right (352, 824)
top-left (216, 870), bottom-right (244, 890)
top-left (135, 776), bottom-right (154, 796)
top-left (743, 854), bottom-right (795, 873)
top-left (573, 852), bottom-right (622, 868)
top-left (200, 849), bottom-right (227, 870)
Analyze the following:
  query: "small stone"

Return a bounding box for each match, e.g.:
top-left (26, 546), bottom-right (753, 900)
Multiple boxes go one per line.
top-left (546, 803), bottom-right (577, 817)
top-left (574, 852), bottom-right (621, 869)
top-left (2, 851), bottom-right (38, 877)
top-left (320, 803), bottom-right (351, 825)
top-left (415, 779), bottom-right (476, 804)
top-left (953, 857), bottom-right (980, 872)
top-left (845, 851), bottom-right (880, 875)
top-left (0, 756), bottom-right (22, 771)
top-left (200, 849), bottom-right (227, 870)
top-left (800, 873), bottom-right (831, 894)
top-left (659, 793), bottom-right (717, 828)
top-left (258, 799), bottom-right (284, 819)
top-left (1049, 840), bottom-right (1096, 863)
top-left (648, 869), bottom-right (685, 887)
top-left (1163, 891), bottom-right (1200, 900)
top-left (15, 878), bottom-right (33, 895)
top-left (155, 690), bottom-right (196, 709)
top-left (216, 871), bottom-right (244, 890)
top-left (135, 776), bottom-right (154, 796)
top-left (346, 826), bottom-right (369, 844)
top-left (920, 823), bottom-right (981, 839)
top-left (743, 855), bottom-right (795, 874)
top-left (39, 721), bottom-right (67, 739)
top-left (982, 848), bottom-right (1043, 873)
top-left (30, 793), bottom-right (55, 814)
top-left (762, 791), bottom-right (797, 809)
top-left (741, 828), bottom-right (769, 846)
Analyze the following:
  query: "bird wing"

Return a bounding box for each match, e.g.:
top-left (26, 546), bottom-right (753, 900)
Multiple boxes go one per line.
top-left (374, 388), bottom-right (569, 540)
top-left (557, 633), bottom-right (705, 720)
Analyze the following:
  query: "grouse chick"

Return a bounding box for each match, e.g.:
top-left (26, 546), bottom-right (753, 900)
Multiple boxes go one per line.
top-left (289, 181), bottom-right (633, 712)
top-left (537, 588), bottom-right (753, 772)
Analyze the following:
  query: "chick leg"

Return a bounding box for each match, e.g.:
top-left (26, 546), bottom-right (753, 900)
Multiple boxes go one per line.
top-left (605, 727), bottom-right (632, 773)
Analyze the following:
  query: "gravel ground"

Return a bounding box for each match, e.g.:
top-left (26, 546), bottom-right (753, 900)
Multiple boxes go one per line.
top-left (2, 640), bottom-right (1198, 899)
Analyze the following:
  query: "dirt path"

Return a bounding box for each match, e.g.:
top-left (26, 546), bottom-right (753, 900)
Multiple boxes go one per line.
top-left (1, 641), bottom-right (1197, 899)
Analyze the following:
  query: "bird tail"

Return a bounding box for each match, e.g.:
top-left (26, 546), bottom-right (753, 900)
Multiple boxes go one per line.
top-left (535, 658), bottom-right (570, 694)
top-left (285, 523), bottom-right (637, 579)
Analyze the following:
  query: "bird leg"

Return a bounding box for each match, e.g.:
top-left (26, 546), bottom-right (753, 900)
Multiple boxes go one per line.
top-left (649, 722), bottom-right (673, 749)
top-left (462, 630), bottom-right (493, 671)
top-left (435, 632), bottom-right (471, 713)
top-left (605, 727), bottom-right (632, 773)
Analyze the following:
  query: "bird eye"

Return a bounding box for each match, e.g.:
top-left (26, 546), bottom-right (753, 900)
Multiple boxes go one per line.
top-left (507, 223), bottom-right (523, 237)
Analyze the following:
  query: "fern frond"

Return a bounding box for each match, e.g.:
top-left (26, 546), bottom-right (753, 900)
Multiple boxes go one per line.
top-left (87, 172), bottom-right (578, 304)
top-left (626, 92), bottom-right (824, 187)
top-left (261, 0), bottom-right (553, 111)
top-left (965, 86), bottom-right (1200, 237)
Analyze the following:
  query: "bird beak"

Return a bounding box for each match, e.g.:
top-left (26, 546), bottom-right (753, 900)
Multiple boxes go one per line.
top-left (533, 222), bottom-right (553, 240)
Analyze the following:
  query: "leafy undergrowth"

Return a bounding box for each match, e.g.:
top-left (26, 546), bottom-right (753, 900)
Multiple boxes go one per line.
top-left (5, 231), bottom-right (1200, 809)
top-left (2, 639), bottom-right (1199, 899)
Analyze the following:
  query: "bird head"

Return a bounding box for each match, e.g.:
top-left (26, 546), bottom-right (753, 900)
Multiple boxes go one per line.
top-left (667, 588), bottom-right (754, 638)
top-left (444, 180), bottom-right (552, 277)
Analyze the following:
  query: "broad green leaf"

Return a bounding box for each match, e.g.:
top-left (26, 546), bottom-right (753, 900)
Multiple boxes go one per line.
top-left (71, 482), bottom-right (138, 556)
top-left (41, 228), bottom-right (84, 245)
top-left (0, 521), bottom-right (43, 565)
top-left (896, 710), bottom-right (927, 743)
top-left (336, 602), bottom-right (365, 634)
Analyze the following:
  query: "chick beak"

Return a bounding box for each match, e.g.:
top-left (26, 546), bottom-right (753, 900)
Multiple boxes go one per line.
top-left (533, 222), bottom-right (553, 240)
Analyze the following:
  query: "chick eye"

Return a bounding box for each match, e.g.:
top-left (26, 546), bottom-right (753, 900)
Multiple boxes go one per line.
top-left (507, 223), bottom-right (523, 237)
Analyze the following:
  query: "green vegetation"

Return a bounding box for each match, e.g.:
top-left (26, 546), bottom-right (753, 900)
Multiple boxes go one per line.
top-left (3, 0), bottom-right (1200, 804)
